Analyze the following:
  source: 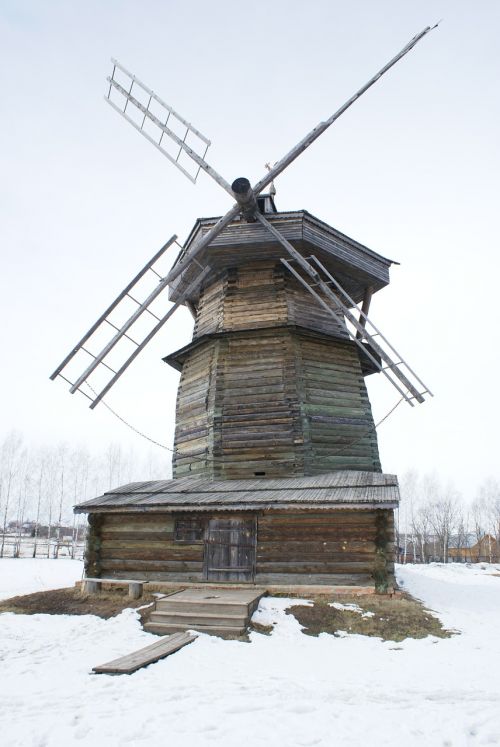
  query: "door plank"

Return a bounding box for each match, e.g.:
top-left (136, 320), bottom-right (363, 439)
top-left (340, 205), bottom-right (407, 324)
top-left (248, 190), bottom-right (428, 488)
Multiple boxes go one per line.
top-left (205, 518), bottom-right (256, 582)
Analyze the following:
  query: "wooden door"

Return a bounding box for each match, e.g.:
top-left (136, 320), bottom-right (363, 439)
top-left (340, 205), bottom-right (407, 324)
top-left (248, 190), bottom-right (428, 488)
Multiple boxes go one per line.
top-left (204, 518), bottom-right (256, 582)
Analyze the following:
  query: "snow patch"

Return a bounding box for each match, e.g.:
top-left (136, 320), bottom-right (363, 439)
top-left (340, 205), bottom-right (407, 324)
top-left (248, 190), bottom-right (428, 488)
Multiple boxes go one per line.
top-left (0, 558), bottom-right (84, 600)
top-left (251, 596), bottom-right (313, 636)
top-left (329, 601), bottom-right (375, 618)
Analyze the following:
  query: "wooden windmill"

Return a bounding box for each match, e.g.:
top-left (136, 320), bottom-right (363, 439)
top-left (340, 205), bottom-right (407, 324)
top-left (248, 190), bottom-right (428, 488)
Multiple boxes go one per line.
top-left (52, 27), bottom-right (435, 593)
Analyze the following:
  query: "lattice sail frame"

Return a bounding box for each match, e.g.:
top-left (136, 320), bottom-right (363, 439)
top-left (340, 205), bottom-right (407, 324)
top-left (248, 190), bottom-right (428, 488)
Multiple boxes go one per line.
top-left (50, 236), bottom-right (210, 409)
top-left (106, 60), bottom-right (232, 194)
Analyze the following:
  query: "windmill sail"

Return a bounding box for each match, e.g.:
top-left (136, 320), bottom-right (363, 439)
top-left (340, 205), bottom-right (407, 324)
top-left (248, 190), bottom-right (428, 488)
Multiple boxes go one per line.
top-left (50, 235), bottom-right (209, 408)
top-left (106, 59), bottom-right (233, 195)
top-left (252, 24), bottom-right (439, 197)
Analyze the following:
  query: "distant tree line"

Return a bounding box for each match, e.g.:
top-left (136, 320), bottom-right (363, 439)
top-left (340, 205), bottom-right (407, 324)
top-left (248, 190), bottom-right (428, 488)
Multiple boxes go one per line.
top-left (397, 471), bottom-right (500, 563)
top-left (0, 430), bottom-right (170, 558)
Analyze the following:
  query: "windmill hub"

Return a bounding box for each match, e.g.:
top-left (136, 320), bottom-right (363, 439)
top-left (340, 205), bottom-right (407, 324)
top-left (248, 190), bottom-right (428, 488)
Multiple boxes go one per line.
top-left (231, 177), bottom-right (258, 221)
top-left (231, 177), bottom-right (251, 194)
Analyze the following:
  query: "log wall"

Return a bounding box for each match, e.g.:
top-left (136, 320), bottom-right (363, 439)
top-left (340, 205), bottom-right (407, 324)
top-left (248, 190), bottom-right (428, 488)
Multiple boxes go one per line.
top-left (97, 513), bottom-right (204, 582)
top-left (89, 509), bottom-right (394, 589)
top-left (192, 262), bottom-right (349, 340)
top-left (300, 336), bottom-right (382, 474)
top-left (172, 329), bottom-right (380, 479)
top-left (255, 509), bottom-right (393, 587)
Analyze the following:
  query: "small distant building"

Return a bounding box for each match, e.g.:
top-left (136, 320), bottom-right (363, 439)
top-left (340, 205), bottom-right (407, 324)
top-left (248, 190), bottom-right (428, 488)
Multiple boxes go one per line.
top-left (448, 534), bottom-right (499, 563)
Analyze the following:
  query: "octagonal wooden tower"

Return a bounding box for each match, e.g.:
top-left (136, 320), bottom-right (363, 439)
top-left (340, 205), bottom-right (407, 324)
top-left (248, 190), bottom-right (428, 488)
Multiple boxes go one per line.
top-left (165, 202), bottom-right (391, 480)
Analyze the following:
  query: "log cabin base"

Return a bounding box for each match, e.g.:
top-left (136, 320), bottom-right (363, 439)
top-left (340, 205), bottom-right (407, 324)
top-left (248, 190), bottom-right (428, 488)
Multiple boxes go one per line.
top-left (76, 472), bottom-right (398, 596)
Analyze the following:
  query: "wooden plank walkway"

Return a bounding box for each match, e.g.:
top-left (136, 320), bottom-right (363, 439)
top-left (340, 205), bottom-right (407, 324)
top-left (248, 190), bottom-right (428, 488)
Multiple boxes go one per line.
top-left (92, 631), bottom-right (197, 675)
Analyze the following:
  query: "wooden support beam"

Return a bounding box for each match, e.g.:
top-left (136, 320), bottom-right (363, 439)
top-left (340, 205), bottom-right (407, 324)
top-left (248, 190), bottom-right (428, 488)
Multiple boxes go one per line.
top-left (356, 286), bottom-right (373, 339)
top-left (231, 177), bottom-right (258, 221)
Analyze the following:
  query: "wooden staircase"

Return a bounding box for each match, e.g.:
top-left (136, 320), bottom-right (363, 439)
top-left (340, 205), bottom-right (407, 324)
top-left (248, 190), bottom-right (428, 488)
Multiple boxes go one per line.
top-left (144, 588), bottom-right (266, 637)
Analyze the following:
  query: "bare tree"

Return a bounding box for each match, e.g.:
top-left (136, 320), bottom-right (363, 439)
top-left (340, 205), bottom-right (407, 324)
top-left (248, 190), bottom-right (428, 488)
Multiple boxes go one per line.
top-left (429, 483), bottom-right (460, 563)
top-left (479, 478), bottom-right (500, 544)
top-left (454, 505), bottom-right (470, 561)
top-left (474, 478), bottom-right (500, 561)
top-left (13, 455), bottom-right (30, 557)
top-left (470, 496), bottom-right (486, 546)
top-left (0, 431), bottom-right (24, 557)
top-left (143, 446), bottom-right (169, 481)
top-left (43, 452), bottom-right (58, 558)
top-left (410, 501), bottom-right (432, 563)
top-left (53, 443), bottom-right (69, 558)
top-left (70, 446), bottom-right (90, 558)
top-left (31, 450), bottom-right (46, 558)
top-left (105, 443), bottom-right (123, 489)
top-left (398, 470), bottom-right (420, 563)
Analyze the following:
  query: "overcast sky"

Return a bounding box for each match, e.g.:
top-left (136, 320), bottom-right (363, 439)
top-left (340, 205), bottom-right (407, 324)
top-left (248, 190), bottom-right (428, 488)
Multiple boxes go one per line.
top-left (1, 0), bottom-right (499, 497)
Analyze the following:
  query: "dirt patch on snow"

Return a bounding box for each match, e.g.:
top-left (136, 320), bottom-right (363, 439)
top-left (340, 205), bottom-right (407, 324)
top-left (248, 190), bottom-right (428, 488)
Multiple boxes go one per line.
top-left (287, 593), bottom-right (453, 641)
top-left (0, 587), bottom-right (156, 619)
top-left (0, 587), bottom-right (454, 642)
top-left (249, 621), bottom-right (274, 636)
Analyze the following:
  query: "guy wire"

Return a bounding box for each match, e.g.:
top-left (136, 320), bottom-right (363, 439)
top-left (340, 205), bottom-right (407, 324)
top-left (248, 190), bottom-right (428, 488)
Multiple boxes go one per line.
top-left (85, 384), bottom-right (405, 462)
top-left (84, 383), bottom-right (208, 462)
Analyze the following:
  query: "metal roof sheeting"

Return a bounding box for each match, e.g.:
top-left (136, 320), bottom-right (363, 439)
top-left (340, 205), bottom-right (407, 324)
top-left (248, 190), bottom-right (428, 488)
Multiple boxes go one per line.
top-left (75, 471), bottom-right (399, 513)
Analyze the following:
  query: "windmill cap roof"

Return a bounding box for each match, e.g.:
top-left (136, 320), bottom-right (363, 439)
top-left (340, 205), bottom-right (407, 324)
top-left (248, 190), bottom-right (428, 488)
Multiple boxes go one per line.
top-left (168, 209), bottom-right (397, 306)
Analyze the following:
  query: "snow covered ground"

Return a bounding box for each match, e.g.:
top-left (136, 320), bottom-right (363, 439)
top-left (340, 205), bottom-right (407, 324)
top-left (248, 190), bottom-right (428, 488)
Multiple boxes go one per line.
top-left (0, 558), bottom-right (84, 600)
top-left (1, 561), bottom-right (499, 746)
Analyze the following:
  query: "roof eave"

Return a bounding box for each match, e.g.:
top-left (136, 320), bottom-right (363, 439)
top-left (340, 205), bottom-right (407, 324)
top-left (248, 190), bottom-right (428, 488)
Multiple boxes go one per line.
top-left (74, 500), bottom-right (398, 514)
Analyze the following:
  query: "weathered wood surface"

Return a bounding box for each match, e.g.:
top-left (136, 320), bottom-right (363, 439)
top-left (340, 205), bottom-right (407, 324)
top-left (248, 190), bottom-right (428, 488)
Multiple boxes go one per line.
top-left (204, 518), bottom-right (256, 582)
top-left (168, 211), bottom-right (392, 307)
top-left (92, 631), bottom-right (196, 675)
top-left (193, 263), bottom-right (348, 340)
top-left (97, 514), bottom-right (205, 582)
top-left (171, 320), bottom-right (381, 479)
top-left (83, 577), bottom-right (145, 599)
top-left (146, 587), bottom-right (265, 636)
top-left (168, 256), bottom-right (379, 480)
top-left (256, 511), bottom-right (388, 582)
top-left (91, 509), bottom-right (394, 586)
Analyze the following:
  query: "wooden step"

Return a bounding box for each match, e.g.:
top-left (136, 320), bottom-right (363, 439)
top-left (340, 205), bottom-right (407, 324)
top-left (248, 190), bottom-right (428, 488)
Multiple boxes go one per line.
top-left (149, 610), bottom-right (248, 627)
top-left (144, 621), bottom-right (247, 637)
top-left (156, 600), bottom-right (250, 616)
top-left (146, 589), bottom-right (266, 638)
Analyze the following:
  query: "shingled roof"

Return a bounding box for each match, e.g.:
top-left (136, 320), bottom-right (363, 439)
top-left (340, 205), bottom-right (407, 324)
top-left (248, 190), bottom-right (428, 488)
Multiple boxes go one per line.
top-left (74, 470), bottom-right (399, 513)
